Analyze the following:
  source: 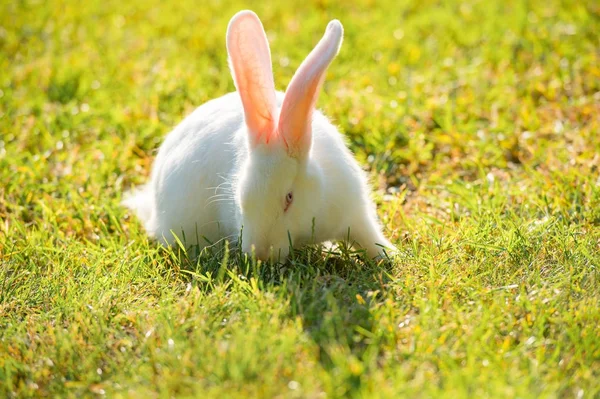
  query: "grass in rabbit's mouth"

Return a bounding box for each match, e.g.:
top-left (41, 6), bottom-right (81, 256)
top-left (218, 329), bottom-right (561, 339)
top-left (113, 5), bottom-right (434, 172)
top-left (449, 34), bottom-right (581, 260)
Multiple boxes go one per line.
top-left (1, 0), bottom-right (599, 397)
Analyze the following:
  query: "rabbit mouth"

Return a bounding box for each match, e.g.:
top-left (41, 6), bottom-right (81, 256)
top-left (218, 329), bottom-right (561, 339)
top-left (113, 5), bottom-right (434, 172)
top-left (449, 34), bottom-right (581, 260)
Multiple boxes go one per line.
top-left (244, 243), bottom-right (289, 261)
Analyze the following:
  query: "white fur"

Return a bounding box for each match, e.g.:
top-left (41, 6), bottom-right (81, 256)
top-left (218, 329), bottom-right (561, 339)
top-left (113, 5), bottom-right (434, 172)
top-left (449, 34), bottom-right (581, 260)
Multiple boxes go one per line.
top-left (123, 11), bottom-right (395, 260)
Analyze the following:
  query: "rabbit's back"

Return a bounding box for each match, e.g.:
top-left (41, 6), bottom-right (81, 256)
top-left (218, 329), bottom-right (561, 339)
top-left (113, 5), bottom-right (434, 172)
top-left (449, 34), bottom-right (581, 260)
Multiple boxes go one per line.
top-left (133, 92), bottom-right (247, 247)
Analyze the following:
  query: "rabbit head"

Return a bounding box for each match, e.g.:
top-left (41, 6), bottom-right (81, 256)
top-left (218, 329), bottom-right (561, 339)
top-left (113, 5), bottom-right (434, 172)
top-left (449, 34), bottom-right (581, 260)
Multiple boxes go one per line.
top-left (226, 11), bottom-right (343, 260)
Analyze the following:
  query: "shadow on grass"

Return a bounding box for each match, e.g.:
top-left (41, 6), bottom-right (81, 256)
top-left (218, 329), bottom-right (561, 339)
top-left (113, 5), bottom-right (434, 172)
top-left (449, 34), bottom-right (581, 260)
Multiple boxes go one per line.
top-left (165, 238), bottom-right (395, 388)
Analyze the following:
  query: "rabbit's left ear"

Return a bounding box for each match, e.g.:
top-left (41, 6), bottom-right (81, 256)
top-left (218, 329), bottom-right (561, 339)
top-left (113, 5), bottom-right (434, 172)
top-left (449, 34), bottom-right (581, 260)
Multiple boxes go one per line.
top-left (227, 11), bottom-right (278, 147)
top-left (278, 20), bottom-right (343, 159)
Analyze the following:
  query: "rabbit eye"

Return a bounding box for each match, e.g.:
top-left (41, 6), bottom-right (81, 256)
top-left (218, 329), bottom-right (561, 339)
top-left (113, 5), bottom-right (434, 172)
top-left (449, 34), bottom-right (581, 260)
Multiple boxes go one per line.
top-left (284, 192), bottom-right (293, 212)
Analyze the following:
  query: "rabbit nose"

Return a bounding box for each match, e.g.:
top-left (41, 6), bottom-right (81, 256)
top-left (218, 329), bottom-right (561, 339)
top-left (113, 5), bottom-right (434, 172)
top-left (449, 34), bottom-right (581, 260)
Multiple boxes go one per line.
top-left (244, 244), bottom-right (269, 260)
top-left (254, 246), bottom-right (272, 261)
top-left (255, 249), bottom-right (267, 260)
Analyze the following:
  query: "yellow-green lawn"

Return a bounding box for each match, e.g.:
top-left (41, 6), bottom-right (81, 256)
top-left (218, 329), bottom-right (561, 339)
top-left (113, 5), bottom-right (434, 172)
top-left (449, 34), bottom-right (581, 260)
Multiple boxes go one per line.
top-left (1, 0), bottom-right (599, 397)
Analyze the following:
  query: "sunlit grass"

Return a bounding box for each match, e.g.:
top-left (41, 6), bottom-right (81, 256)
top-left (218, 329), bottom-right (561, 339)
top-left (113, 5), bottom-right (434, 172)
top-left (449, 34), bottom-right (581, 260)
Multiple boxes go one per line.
top-left (1, 0), bottom-right (599, 397)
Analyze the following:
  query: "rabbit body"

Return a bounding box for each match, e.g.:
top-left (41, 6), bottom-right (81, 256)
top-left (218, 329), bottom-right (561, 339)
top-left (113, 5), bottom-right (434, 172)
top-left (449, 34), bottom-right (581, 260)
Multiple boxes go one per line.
top-left (124, 11), bottom-right (394, 260)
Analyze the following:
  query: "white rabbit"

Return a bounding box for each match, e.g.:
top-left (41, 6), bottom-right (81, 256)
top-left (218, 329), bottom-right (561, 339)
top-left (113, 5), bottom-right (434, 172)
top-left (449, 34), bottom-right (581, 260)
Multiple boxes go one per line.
top-left (123, 10), bottom-right (395, 260)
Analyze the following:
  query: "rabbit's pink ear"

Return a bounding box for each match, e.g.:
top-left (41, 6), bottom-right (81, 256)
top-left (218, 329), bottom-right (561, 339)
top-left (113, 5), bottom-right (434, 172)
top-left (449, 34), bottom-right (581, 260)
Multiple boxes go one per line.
top-left (227, 11), bottom-right (277, 146)
top-left (278, 20), bottom-right (343, 159)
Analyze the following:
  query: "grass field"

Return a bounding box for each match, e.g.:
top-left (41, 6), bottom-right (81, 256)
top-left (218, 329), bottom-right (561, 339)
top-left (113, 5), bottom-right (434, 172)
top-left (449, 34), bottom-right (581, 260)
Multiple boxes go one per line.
top-left (1, 0), bottom-right (599, 397)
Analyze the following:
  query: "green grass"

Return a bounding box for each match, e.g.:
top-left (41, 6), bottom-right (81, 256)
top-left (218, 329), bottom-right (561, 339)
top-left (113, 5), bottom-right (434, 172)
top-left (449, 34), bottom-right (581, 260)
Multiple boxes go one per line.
top-left (1, 0), bottom-right (599, 397)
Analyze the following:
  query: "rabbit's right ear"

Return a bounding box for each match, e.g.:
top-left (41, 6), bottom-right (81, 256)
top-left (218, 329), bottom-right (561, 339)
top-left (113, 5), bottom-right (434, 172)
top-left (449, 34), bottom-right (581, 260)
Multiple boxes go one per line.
top-left (227, 11), bottom-right (277, 147)
top-left (278, 20), bottom-right (343, 159)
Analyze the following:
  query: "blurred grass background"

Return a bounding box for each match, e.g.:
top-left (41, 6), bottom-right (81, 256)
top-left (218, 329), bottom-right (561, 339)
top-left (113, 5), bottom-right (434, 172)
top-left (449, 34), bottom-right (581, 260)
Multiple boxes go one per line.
top-left (1, 0), bottom-right (599, 397)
